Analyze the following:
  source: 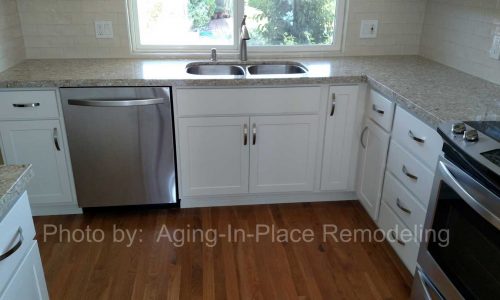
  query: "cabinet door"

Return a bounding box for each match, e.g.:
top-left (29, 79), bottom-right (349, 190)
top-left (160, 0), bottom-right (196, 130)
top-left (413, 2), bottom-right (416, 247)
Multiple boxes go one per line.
top-left (178, 117), bottom-right (250, 196)
top-left (357, 119), bottom-right (390, 221)
top-left (249, 115), bottom-right (319, 193)
top-left (0, 242), bottom-right (49, 300)
top-left (0, 120), bottom-right (74, 206)
top-left (321, 86), bottom-right (360, 191)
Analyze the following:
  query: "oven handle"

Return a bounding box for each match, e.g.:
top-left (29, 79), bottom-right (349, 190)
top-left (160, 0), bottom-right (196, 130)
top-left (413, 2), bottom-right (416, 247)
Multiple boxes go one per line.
top-left (438, 160), bottom-right (500, 230)
top-left (416, 269), bottom-right (444, 300)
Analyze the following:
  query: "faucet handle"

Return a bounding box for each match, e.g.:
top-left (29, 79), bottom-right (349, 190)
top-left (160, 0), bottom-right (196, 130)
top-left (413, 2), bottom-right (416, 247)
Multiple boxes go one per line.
top-left (210, 48), bottom-right (217, 62)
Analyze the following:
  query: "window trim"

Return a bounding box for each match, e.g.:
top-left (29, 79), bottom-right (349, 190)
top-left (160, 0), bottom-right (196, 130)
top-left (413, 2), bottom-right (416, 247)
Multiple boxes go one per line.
top-left (126, 0), bottom-right (345, 55)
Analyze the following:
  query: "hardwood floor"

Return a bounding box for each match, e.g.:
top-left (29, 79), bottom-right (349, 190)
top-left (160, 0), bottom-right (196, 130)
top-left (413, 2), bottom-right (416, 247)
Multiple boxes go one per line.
top-left (34, 201), bottom-right (412, 300)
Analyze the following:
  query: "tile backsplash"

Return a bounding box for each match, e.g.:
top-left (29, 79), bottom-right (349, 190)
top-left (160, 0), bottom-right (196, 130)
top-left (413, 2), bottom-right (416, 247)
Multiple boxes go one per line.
top-left (0, 0), bottom-right (25, 72)
top-left (420, 0), bottom-right (500, 85)
top-left (16, 0), bottom-right (427, 59)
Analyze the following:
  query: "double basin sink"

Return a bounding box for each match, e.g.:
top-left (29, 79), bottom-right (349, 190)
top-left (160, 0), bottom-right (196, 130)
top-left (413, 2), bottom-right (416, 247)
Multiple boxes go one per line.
top-left (186, 61), bottom-right (308, 76)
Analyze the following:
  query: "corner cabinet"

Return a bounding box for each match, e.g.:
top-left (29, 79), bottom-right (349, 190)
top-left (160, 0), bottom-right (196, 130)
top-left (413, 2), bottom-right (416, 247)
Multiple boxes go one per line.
top-left (356, 118), bottom-right (390, 220)
top-left (0, 90), bottom-right (80, 216)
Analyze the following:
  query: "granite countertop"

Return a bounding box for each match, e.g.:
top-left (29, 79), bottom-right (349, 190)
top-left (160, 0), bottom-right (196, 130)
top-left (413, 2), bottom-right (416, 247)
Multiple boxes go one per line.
top-left (0, 165), bottom-right (33, 222)
top-left (0, 55), bottom-right (498, 127)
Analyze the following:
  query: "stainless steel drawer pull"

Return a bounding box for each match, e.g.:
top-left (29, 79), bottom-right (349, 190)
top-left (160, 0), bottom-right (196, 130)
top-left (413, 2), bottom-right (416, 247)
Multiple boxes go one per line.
top-left (390, 231), bottom-right (405, 246)
top-left (360, 126), bottom-right (368, 149)
top-left (402, 165), bottom-right (418, 180)
top-left (13, 103), bottom-right (40, 108)
top-left (53, 128), bottom-right (61, 151)
top-left (243, 124), bottom-right (248, 146)
top-left (0, 227), bottom-right (23, 262)
top-left (68, 98), bottom-right (164, 107)
top-left (372, 105), bottom-right (384, 115)
top-left (396, 198), bottom-right (412, 214)
top-left (408, 130), bottom-right (425, 143)
top-left (252, 124), bottom-right (257, 145)
top-left (330, 93), bottom-right (336, 116)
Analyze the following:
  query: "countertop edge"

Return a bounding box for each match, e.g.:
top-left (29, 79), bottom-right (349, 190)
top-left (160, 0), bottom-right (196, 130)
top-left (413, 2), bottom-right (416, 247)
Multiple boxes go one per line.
top-left (0, 165), bottom-right (34, 222)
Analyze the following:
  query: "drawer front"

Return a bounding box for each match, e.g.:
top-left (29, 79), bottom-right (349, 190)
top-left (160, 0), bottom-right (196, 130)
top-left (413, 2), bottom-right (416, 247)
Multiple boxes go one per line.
top-left (0, 192), bottom-right (36, 294)
top-left (0, 91), bottom-right (59, 120)
top-left (378, 202), bottom-right (420, 273)
top-left (176, 87), bottom-right (322, 116)
top-left (392, 106), bottom-right (442, 170)
top-left (387, 141), bottom-right (434, 207)
top-left (367, 89), bottom-right (395, 131)
top-left (382, 172), bottom-right (427, 230)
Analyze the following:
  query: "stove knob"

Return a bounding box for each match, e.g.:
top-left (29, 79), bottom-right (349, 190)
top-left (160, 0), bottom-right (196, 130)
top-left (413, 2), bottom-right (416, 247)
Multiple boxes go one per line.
top-left (463, 130), bottom-right (479, 142)
top-left (452, 122), bottom-right (466, 134)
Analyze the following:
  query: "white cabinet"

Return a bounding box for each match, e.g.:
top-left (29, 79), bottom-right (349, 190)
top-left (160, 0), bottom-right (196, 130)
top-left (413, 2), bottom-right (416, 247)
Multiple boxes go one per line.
top-left (249, 115), bottom-right (319, 193)
top-left (0, 89), bottom-right (79, 216)
top-left (178, 117), bottom-right (249, 196)
top-left (0, 120), bottom-right (74, 207)
top-left (178, 115), bottom-right (319, 196)
top-left (356, 118), bottom-right (391, 220)
top-left (0, 242), bottom-right (49, 300)
top-left (321, 86), bottom-right (360, 191)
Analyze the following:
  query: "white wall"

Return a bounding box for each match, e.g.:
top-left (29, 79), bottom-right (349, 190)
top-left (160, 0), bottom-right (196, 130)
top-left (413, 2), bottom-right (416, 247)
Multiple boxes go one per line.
top-left (16, 0), bottom-right (427, 59)
top-left (420, 0), bottom-right (500, 85)
top-left (0, 0), bottom-right (25, 71)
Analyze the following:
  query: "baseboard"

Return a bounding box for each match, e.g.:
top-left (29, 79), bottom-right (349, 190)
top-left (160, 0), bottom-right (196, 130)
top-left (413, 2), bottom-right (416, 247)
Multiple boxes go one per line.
top-left (31, 204), bottom-right (83, 216)
top-left (181, 191), bottom-right (357, 208)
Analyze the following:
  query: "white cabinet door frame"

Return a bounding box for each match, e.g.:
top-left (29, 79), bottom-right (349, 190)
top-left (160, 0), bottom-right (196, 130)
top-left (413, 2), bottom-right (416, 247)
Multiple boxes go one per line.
top-left (356, 118), bottom-right (391, 221)
top-left (249, 115), bottom-right (319, 193)
top-left (178, 117), bottom-right (250, 196)
top-left (0, 120), bottom-right (75, 206)
top-left (321, 85), bottom-right (361, 191)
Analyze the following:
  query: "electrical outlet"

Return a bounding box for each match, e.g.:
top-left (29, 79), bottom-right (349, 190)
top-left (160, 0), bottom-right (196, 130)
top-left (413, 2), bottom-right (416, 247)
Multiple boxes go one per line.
top-left (490, 35), bottom-right (500, 60)
top-left (360, 20), bottom-right (378, 39)
top-left (95, 21), bottom-right (113, 39)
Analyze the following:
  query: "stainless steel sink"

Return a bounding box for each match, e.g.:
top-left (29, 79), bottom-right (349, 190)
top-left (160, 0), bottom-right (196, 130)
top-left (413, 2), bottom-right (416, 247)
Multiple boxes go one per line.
top-left (186, 63), bottom-right (245, 76)
top-left (247, 63), bottom-right (308, 75)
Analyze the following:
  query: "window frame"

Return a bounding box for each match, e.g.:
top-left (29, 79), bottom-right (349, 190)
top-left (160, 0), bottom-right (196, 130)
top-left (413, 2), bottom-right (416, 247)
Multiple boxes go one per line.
top-left (126, 0), bottom-right (345, 55)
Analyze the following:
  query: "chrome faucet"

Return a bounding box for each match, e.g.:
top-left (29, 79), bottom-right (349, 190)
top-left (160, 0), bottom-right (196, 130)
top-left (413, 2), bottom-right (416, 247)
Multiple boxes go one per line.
top-left (240, 15), bottom-right (250, 61)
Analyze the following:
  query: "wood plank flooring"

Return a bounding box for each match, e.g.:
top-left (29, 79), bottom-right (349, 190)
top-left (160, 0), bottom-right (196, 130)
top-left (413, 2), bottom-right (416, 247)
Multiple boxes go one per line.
top-left (34, 201), bottom-right (412, 300)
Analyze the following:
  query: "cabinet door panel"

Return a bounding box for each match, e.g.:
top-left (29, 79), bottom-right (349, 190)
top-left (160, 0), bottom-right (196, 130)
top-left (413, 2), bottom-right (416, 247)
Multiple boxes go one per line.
top-left (321, 86), bottom-right (360, 191)
top-left (0, 120), bottom-right (74, 206)
top-left (178, 117), bottom-right (249, 196)
top-left (0, 242), bottom-right (49, 300)
top-left (357, 119), bottom-right (390, 221)
top-left (249, 115), bottom-right (319, 193)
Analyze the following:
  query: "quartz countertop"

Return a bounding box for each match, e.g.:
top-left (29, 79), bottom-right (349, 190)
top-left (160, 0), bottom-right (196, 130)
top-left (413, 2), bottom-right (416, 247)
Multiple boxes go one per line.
top-left (0, 165), bottom-right (33, 222)
top-left (0, 56), bottom-right (498, 127)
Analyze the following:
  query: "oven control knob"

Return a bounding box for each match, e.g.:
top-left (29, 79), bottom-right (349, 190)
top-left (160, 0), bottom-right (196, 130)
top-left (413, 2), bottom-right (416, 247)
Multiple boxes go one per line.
top-left (463, 130), bottom-right (479, 142)
top-left (452, 122), bottom-right (466, 134)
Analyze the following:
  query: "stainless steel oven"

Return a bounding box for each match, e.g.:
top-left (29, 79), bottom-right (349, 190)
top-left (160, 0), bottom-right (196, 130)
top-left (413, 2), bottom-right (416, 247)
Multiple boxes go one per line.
top-left (411, 121), bottom-right (500, 300)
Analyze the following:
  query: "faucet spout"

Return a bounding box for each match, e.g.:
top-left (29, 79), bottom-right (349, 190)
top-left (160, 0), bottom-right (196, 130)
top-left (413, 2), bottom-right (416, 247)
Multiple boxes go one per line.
top-left (240, 15), bottom-right (250, 61)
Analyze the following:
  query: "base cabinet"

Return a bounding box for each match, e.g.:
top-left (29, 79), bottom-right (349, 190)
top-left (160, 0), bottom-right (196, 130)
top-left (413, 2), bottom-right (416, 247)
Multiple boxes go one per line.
top-left (356, 118), bottom-right (390, 220)
top-left (0, 242), bottom-right (49, 300)
top-left (0, 120), bottom-right (75, 208)
top-left (178, 115), bottom-right (319, 196)
top-left (321, 85), bottom-right (360, 191)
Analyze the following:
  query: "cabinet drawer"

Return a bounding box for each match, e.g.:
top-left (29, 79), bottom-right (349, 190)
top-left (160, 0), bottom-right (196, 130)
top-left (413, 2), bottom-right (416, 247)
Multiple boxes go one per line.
top-left (0, 192), bottom-right (36, 294)
top-left (382, 172), bottom-right (427, 230)
top-left (367, 89), bottom-right (394, 131)
top-left (0, 91), bottom-right (59, 120)
top-left (378, 202), bottom-right (420, 273)
top-left (392, 106), bottom-right (442, 170)
top-left (387, 141), bottom-right (434, 207)
top-left (176, 87), bottom-right (322, 116)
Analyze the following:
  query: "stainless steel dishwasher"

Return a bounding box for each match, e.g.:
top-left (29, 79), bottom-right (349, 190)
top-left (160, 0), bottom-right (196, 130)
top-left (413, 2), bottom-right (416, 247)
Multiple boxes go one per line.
top-left (60, 87), bottom-right (177, 207)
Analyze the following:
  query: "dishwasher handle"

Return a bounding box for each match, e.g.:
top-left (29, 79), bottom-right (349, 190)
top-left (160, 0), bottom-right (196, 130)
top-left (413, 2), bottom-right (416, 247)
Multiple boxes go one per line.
top-left (68, 98), bottom-right (165, 107)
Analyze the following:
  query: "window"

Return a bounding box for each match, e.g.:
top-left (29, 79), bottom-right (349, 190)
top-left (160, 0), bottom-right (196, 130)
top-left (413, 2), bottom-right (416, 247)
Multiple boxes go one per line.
top-left (128, 0), bottom-right (345, 53)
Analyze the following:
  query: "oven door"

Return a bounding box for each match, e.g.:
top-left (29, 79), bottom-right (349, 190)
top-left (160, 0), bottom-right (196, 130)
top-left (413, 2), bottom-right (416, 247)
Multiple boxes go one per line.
top-left (416, 156), bottom-right (500, 299)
